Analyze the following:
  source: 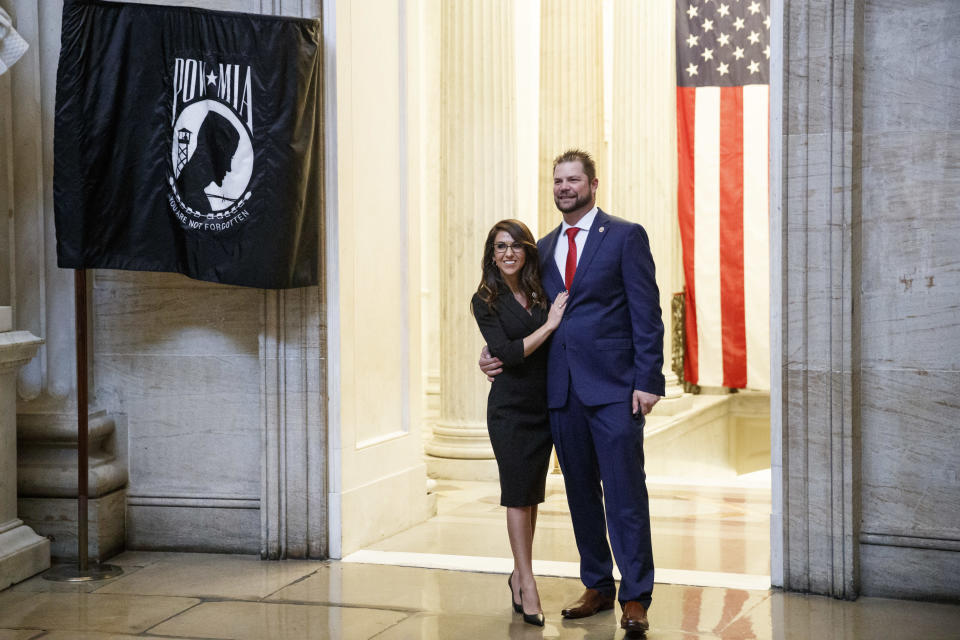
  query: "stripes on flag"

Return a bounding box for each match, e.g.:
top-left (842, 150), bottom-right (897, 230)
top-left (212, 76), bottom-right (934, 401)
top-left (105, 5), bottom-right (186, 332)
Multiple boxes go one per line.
top-left (676, 0), bottom-right (770, 390)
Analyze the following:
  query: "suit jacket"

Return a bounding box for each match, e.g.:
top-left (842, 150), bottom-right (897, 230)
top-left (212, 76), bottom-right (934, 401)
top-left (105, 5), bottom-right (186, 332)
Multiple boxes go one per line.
top-left (538, 208), bottom-right (665, 408)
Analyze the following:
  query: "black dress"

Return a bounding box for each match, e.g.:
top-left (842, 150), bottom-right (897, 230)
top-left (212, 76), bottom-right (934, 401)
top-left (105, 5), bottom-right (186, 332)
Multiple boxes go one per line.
top-left (471, 289), bottom-right (553, 507)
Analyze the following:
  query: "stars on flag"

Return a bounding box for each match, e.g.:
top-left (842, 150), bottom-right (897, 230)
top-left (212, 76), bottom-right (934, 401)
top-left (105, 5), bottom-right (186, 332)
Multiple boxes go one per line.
top-left (677, 0), bottom-right (770, 86)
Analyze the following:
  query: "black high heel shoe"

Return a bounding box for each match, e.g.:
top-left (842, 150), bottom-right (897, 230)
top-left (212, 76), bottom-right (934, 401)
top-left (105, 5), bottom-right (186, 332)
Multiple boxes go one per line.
top-left (519, 589), bottom-right (545, 627)
top-left (507, 571), bottom-right (522, 613)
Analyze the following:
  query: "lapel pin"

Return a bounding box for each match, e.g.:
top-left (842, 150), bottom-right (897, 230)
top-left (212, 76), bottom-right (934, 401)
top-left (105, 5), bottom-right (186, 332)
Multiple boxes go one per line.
top-left (598, 226), bottom-right (605, 233)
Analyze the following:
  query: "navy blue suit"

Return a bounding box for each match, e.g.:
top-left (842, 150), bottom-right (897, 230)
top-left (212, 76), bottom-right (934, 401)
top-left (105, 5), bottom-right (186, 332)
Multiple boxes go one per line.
top-left (538, 208), bottom-right (664, 607)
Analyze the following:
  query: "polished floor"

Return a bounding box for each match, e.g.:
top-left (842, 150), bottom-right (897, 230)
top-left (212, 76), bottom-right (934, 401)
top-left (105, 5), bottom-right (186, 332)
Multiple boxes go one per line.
top-left (2, 551), bottom-right (960, 639)
top-left (3, 476), bottom-right (960, 638)
top-left (363, 474), bottom-right (772, 589)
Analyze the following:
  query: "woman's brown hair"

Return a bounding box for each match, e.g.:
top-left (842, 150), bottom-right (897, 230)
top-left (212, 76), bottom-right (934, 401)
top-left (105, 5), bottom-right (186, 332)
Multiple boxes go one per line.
top-left (475, 219), bottom-right (547, 310)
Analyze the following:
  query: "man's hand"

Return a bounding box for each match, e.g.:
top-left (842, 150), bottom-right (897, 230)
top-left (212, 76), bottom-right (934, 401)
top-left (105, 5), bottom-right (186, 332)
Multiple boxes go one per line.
top-left (632, 390), bottom-right (660, 416)
top-left (479, 346), bottom-right (503, 382)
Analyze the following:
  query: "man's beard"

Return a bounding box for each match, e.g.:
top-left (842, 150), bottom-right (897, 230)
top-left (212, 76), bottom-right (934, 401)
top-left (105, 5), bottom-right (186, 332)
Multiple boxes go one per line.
top-left (554, 191), bottom-right (592, 213)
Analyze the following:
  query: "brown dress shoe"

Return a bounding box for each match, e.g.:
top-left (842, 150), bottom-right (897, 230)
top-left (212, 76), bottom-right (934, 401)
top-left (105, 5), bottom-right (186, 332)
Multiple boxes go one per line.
top-left (620, 601), bottom-right (650, 632)
top-left (560, 588), bottom-right (615, 618)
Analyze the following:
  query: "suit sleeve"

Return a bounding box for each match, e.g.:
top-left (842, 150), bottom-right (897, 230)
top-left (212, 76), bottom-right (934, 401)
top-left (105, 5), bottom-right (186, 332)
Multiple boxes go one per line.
top-left (471, 295), bottom-right (525, 367)
top-left (622, 224), bottom-right (666, 396)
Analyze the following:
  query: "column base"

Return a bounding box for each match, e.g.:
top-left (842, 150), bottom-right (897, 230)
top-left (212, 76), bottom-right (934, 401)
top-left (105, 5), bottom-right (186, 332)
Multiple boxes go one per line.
top-left (424, 421), bottom-right (495, 459)
top-left (18, 488), bottom-right (125, 561)
top-left (0, 520), bottom-right (50, 590)
top-left (425, 455), bottom-right (500, 481)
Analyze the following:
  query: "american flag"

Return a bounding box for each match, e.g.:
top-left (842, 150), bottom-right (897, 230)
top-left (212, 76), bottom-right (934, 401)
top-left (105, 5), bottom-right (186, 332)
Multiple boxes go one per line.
top-left (676, 0), bottom-right (770, 390)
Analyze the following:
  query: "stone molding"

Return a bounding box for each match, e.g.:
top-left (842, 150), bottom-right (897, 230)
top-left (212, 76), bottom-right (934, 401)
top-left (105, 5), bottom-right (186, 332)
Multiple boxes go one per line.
top-left (0, 331), bottom-right (42, 372)
top-left (773, 0), bottom-right (863, 598)
top-left (259, 288), bottom-right (327, 560)
top-left (256, 0), bottom-right (326, 561)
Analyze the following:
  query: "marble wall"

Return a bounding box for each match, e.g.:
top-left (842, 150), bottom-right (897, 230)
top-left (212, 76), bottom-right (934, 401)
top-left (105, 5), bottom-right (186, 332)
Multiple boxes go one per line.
top-left (93, 271), bottom-right (264, 553)
top-left (857, 0), bottom-right (960, 599)
top-left (776, 0), bottom-right (960, 600)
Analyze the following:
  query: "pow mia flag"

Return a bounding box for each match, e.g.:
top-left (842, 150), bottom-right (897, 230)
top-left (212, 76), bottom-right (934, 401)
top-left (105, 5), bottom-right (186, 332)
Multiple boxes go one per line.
top-left (54, 0), bottom-right (322, 288)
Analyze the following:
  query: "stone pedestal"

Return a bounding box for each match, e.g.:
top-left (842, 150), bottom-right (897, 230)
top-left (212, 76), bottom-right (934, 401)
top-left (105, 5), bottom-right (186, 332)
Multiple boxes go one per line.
top-left (17, 410), bottom-right (127, 561)
top-left (0, 330), bottom-right (48, 590)
top-left (426, 0), bottom-right (517, 472)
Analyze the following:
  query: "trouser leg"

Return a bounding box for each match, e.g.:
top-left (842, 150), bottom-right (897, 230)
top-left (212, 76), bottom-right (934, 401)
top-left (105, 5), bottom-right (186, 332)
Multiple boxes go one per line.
top-left (589, 400), bottom-right (654, 607)
top-left (549, 387), bottom-right (615, 598)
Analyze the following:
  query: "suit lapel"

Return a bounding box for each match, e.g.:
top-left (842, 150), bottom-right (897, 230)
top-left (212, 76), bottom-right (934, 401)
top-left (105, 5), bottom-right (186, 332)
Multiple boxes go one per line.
top-left (569, 209), bottom-right (611, 298)
top-left (499, 284), bottom-right (541, 332)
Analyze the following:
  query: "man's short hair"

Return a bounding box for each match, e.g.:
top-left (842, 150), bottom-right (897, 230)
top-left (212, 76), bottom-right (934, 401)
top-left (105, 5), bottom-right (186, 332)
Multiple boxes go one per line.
top-left (553, 148), bottom-right (597, 183)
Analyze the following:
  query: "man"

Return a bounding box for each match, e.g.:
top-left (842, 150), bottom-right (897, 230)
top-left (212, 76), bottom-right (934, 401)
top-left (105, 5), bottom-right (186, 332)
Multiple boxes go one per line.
top-left (481, 149), bottom-right (664, 633)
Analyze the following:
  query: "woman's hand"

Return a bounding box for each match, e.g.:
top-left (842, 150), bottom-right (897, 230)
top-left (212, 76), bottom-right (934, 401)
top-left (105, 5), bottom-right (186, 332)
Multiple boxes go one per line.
top-left (546, 291), bottom-right (569, 329)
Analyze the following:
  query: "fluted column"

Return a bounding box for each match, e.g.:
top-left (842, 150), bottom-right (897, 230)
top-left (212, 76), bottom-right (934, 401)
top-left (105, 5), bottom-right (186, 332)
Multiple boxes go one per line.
top-left (610, 0), bottom-right (690, 412)
top-left (538, 0), bottom-right (604, 235)
top-left (4, 0), bottom-right (127, 560)
top-left (9, 1), bottom-right (75, 408)
top-left (427, 0), bottom-right (517, 467)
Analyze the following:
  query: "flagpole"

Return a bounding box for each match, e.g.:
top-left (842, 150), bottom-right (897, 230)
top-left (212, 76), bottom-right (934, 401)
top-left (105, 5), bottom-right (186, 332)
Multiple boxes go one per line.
top-left (44, 270), bottom-right (122, 582)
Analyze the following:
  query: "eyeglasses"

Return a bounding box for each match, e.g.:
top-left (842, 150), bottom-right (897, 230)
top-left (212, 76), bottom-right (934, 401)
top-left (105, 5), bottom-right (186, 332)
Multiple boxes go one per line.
top-left (494, 242), bottom-right (526, 253)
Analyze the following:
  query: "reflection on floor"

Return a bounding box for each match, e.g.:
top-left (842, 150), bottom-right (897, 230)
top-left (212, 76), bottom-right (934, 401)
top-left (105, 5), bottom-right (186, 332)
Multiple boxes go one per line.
top-left (363, 474), bottom-right (771, 589)
top-left (2, 551), bottom-right (959, 639)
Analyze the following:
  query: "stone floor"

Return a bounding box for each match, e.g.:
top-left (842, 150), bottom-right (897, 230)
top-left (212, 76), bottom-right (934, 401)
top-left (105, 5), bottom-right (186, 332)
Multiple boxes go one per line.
top-left (1, 552), bottom-right (960, 639)
top-left (2, 476), bottom-right (958, 638)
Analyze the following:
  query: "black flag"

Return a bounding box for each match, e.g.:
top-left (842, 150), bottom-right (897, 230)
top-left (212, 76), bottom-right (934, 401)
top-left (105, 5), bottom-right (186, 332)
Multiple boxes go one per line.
top-left (54, 0), bottom-right (322, 289)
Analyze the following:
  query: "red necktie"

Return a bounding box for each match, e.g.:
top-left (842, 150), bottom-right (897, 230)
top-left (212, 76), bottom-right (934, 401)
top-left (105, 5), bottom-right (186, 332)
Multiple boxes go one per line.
top-left (564, 227), bottom-right (580, 291)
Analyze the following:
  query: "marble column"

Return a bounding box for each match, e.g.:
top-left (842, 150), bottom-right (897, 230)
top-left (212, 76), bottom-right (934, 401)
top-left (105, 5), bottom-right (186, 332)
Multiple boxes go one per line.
top-left (426, 0), bottom-right (516, 476)
top-left (4, 0), bottom-right (126, 560)
top-left (0, 330), bottom-right (47, 590)
top-left (772, 0), bottom-right (860, 598)
top-left (417, 0), bottom-right (442, 449)
top-left (611, 0), bottom-right (691, 413)
top-left (0, 4), bottom-right (49, 588)
top-left (537, 0), bottom-right (605, 235)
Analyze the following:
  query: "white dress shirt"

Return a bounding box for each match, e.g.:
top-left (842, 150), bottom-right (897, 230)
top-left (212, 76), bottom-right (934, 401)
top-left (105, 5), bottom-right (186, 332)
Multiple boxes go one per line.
top-left (553, 206), bottom-right (599, 280)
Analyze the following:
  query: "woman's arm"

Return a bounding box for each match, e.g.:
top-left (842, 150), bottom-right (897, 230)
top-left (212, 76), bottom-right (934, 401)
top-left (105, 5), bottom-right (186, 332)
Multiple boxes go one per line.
top-left (472, 296), bottom-right (525, 367)
top-left (522, 291), bottom-right (568, 356)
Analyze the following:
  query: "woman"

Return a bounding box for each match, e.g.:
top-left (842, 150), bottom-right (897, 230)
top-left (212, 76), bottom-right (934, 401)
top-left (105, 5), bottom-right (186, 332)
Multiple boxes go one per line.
top-left (471, 219), bottom-right (568, 627)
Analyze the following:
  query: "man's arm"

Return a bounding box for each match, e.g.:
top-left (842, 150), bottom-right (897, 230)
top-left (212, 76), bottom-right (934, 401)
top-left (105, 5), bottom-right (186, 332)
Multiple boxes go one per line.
top-left (622, 223), bottom-right (666, 407)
